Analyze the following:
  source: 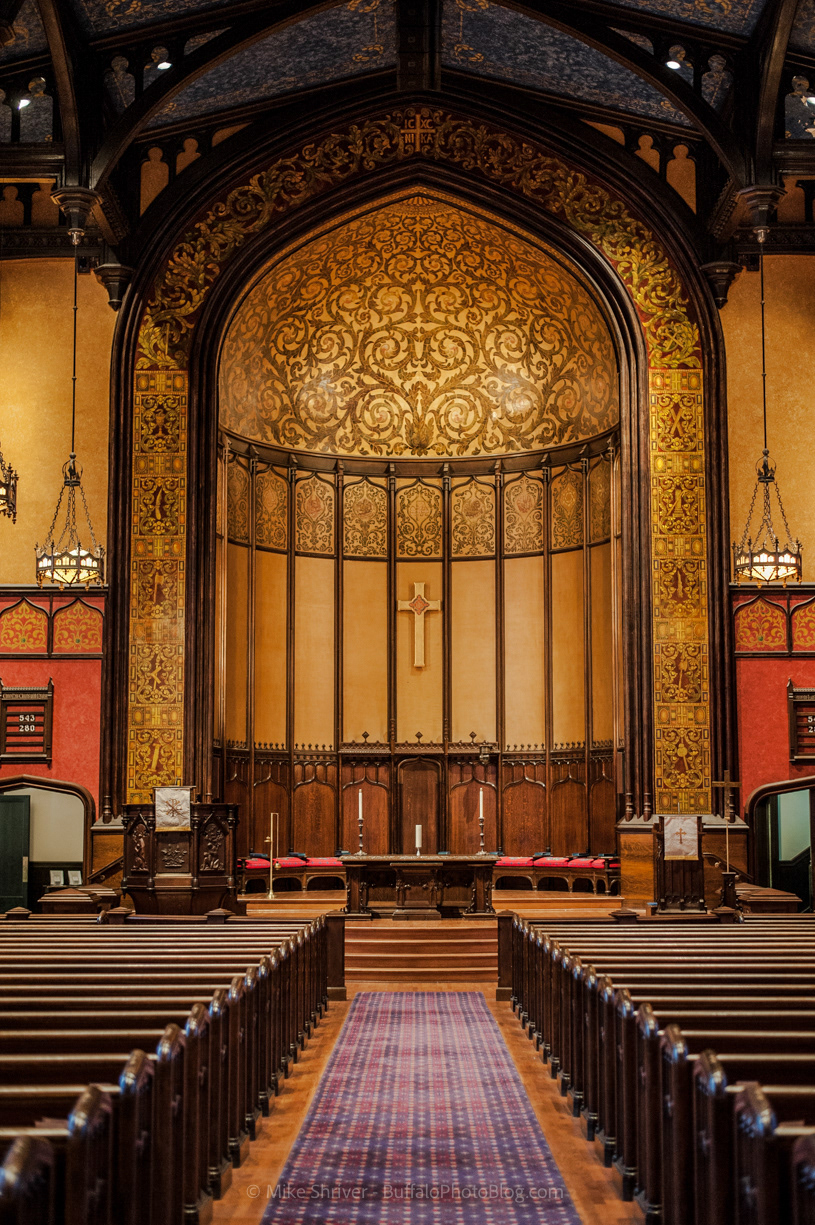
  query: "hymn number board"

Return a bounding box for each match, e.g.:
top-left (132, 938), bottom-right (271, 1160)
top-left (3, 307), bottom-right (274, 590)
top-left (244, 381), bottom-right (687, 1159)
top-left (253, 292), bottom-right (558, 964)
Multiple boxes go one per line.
top-left (0, 680), bottom-right (54, 763)
top-left (788, 681), bottom-right (815, 762)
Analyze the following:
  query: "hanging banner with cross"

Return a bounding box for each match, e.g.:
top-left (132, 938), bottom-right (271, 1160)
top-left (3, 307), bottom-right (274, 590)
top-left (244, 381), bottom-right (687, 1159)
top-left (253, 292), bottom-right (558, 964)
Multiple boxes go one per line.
top-left (397, 581), bottom-right (441, 669)
top-left (663, 812), bottom-right (699, 860)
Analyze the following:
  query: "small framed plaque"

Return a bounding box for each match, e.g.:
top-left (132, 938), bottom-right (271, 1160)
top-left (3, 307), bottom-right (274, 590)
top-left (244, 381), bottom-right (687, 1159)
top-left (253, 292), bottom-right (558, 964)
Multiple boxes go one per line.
top-left (155, 785), bottom-right (193, 831)
top-left (49, 869), bottom-right (65, 887)
top-left (68, 870), bottom-right (83, 887)
top-left (662, 813), bottom-right (699, 861)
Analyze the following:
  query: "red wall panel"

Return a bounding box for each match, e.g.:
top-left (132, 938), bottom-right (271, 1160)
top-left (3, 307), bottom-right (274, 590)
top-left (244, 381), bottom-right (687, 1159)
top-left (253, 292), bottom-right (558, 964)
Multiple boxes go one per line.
top-left (736, 655), bottom-right (815, 810)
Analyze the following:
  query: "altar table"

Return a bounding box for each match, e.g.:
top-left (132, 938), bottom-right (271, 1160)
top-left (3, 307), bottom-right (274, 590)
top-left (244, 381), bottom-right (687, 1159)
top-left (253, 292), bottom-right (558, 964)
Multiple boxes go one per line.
top-left (343, 854), bottom-right (499, 919)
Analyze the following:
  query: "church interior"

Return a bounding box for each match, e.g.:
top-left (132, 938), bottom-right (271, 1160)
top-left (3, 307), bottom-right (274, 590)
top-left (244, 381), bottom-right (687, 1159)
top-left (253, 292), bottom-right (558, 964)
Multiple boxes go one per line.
top-left (2, 0), bottom-right (815, 1221)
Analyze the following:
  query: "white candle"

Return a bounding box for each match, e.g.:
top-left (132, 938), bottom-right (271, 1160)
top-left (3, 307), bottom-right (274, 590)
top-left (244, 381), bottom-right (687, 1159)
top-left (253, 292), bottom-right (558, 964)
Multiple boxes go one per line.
top-left (415, 824), bottom-right (422, 850)
top-left (359, 789), bottom-right (363, 819)
top-left (479, 788), bottom-right (484, 822)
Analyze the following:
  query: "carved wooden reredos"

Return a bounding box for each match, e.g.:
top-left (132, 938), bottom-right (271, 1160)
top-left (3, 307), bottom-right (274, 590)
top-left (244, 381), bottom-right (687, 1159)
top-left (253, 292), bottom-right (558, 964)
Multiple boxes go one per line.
top-left (112, 106), bottom-right (722, 867)
top-left (216, 191), bottom-right (621, 859)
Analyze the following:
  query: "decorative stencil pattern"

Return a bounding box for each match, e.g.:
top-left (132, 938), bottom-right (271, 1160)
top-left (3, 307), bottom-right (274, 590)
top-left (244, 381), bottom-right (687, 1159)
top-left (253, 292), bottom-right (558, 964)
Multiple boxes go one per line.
top-left (792, 602), bottom-right (815, 651)
top-left (133, 105), bottom-right (712, 817)
top-left (127, 370), bottom-right (187, 802)
top-left (589, 461), bottom-right (612, 542)
top-left (550, 469), bottom-right (584, 549)
top-left (295, 475), bottom-right (335, 554)
top-left (52, 601), bottom-right (103, 653)
top-left (504, 475), bottom-right (544, 555)
top-left (0, 601), bottom-right (47, 652)
top-left (227, 460), bottom-right (250, 543)
top-left (734, 598), bottom-right (787, 652)
top-left (255, 468), bottom-right (288, 550)
top-left (220, 197), bottom-right (619, 457)
top-left (344, 481), bottom-right (387, 558)
top-left (452, 480), bottom-right (495, 557)
top-left (442, 1), bottom-right (690, 124)
top-left (790, 0), bottom-right (815, 53)
top-left (396, 483), bottom-right (443, 558)
top-left (650, 368), bottom-right (710, 814)
top-left (148, 2), bottom-right (396, 127)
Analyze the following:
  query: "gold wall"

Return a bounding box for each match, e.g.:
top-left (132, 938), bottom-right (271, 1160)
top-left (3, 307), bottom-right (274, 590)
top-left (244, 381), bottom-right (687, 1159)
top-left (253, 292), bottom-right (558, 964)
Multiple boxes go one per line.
top-left (0, 260), bottom-right (113, 585)
top-left (723, 255), bottom-right (815, 555)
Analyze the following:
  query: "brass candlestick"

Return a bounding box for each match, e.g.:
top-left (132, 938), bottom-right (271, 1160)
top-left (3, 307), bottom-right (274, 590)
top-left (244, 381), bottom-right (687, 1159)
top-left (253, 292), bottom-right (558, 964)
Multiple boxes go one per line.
top-left (264, 811), bottom-right (279, 901)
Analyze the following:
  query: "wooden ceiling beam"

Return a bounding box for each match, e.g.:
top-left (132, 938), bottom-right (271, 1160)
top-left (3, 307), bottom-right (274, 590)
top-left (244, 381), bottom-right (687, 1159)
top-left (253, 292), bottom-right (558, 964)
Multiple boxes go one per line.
top-left (89, 0), bottom-right (332, 191)
top-left (502, 0), bottom-right (749, 186)
top-left (396, 0), bottom-right (441, 92)
top-left (34, 0), bottom-right (82, 182)
top-left (755, 0), bottom-right (801, 181)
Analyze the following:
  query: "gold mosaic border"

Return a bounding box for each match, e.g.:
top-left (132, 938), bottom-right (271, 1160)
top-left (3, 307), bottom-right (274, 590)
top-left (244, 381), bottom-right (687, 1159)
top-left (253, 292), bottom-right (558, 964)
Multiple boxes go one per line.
top-left (128, 107), bottom-right (711, 813)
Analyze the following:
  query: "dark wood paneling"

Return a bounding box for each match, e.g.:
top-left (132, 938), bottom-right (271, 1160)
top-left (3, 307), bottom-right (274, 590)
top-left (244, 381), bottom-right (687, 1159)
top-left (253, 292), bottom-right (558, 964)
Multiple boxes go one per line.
top-left (549, 773), bottom-right (587, 855)
top-left (292, 762), bottom-right (336, 855)
top-left (398, 758), bottom-right (440, 854)
top-left (502, 764), bottom-right (546, 854)
top-left (589, 768), bottom-right (616, 854)
top-left (448, 768), bottom-right (497, 855)
top-left (341, 764), bottom-right (390, 855)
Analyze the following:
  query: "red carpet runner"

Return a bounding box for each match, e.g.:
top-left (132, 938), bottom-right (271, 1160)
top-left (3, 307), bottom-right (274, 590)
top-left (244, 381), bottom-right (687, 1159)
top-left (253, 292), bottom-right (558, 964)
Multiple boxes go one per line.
top-left (262, 991), bottom-right (581, 1223)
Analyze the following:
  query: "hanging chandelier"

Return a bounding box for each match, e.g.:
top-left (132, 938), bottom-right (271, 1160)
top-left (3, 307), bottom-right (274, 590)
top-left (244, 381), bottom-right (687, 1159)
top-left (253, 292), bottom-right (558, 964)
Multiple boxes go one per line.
top-left (0, 227), bottom-right (18, 523)
top-left (35, 247), bottom-right (105, 588)
top-left (732, 228), bottom-right (802, 585)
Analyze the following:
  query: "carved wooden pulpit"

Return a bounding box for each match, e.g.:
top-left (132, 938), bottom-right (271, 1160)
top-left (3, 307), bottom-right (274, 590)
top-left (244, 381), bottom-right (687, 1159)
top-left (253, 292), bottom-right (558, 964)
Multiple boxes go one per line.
top-left (122, 802), bottom-right (240, 914)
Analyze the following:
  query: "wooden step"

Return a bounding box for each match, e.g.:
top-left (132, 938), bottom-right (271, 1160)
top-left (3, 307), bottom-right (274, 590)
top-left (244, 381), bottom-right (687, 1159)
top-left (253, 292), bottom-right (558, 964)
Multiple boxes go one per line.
top-left (347, 968), bottom-right (497, 982)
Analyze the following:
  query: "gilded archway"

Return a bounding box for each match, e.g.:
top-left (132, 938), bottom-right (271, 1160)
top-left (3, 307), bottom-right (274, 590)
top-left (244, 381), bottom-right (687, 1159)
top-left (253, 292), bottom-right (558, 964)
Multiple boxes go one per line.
top-left (127, 106), bottom-right (711, 824)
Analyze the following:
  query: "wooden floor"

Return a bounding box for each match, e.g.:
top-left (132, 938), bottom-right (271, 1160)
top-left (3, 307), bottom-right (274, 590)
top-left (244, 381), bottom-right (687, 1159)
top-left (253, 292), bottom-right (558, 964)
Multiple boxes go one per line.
top-left (212, 984), bottom-right (642, 1225)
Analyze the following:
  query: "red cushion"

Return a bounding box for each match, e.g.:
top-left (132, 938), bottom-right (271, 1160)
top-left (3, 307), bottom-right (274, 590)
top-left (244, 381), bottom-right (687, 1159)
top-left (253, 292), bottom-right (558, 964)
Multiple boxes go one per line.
top-left (496, 857), bottom-right (534, 866)
top-left (590, 858), bottom-right (607, 869)
top-left (245, 858), bottom-right (270, 870)
top-left (539, 857), bottom-right (571, 867)
top-left (306, 858), bottom-right (343, 867)
top-left (274, 857), bottom-right (307, 868)
top-left (568, 858), bottom-right (595, 868)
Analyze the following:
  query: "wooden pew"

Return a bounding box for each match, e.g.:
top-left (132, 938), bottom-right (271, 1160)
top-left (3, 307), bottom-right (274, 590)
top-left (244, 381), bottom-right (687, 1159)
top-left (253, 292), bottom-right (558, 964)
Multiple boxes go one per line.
top-left (0, 1086), bottom-right (113, 1225)
top-left (0, 1135), bottom-right (53, 1225)
top-left (509, 916), bottom-right (815, 1225)
top-left (0, 915), bottom-right (333, 1225)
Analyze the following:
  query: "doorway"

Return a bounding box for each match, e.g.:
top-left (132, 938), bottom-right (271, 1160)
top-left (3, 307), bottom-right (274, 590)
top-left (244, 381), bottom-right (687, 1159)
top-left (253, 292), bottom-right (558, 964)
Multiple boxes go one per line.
top-left (0, 794), bottom-right (30, 910)
top-left (754, 787), bottom-right (813, 911)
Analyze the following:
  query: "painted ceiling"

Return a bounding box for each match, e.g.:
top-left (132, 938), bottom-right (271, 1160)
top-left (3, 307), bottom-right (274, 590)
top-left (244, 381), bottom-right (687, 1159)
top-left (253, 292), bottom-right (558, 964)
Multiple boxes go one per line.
top-left (441, 1), bottom-right (690, 126)
top-left (219, 196), bottom-right (620, 459)
top-left (148, 2), bottom-right (396, 128)
top-left (69, 0), bottom-right (236, 38)
top-left (0, 0), bottom-right (47, 66)
top-left (791, 0), bottom-right (815, 54)
top-left (601, 0), bottom-right (768, 36)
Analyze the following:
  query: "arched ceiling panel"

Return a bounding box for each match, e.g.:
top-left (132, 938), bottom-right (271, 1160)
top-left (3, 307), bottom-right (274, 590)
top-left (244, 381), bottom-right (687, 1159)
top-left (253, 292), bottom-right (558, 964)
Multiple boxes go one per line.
top-left (0, 0), bottom-right (47, 65)
top-left (442, 1), bottom-right (691, 126)
top-left (219, 195), bottom-right (620, 459)
top-left (791, 0), bottom-right (815, 52)
top-left (68, 0), bottom-right (237, 38)
top-left (599, 0), bottom-right (767, 36)
top-left (147, 1), bottom-right (395, 128)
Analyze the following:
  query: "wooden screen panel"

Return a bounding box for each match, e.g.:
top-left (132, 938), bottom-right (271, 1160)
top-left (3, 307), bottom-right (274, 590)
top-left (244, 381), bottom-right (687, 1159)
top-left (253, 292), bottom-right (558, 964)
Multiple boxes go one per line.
top-left (343, 560), bottom-right (387, 744)
top-left (447, 773), bottom-right (497, 854)
top-left (341, 769), bottom-right (389, 855)
top-left (248, 766), bottom-right (288, 860)
top-left (398, 758), bottom-right (440, 854)
top-left (504, 556), bottom-right (545, 750)
top-left (225, 543), bottom-right (248, 744)
top-left (549, 775), bottom-right (587, 855)
top-left (294, 555), bottom-right (335, 749)
top-left (502, 775), bottom-right (546, 854)
top-left (590, 769), bottom-right (616, 855)
top-left (591, 542), bottom-right (613, 742)
top-left (291, 767), bottom-right (336, 855)
top-left (396, 561), bottom-right (443, 743)
top-left (451, 560), bottom-right (496, 744)
top-left (551, 549), bottom-right (585, 746)
top-left (255, 549), bottom-right (287, 747)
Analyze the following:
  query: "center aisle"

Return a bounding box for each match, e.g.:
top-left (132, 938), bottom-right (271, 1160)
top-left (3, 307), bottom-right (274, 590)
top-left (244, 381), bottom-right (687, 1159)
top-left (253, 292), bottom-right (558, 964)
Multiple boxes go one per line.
top-left (261, 992), bottom-right (581, 1224)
